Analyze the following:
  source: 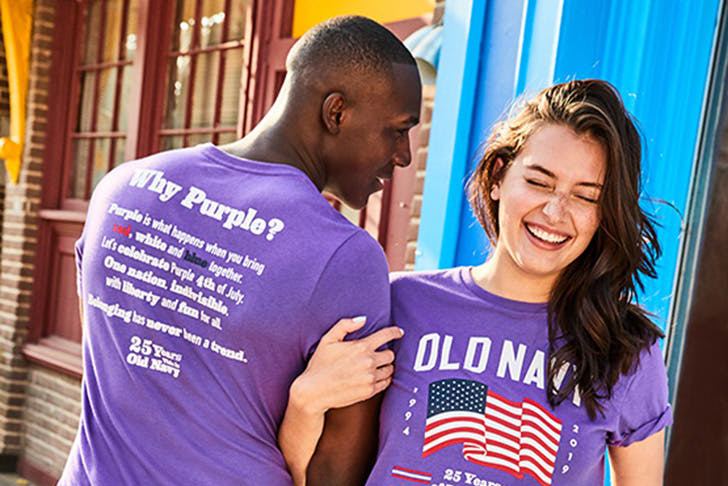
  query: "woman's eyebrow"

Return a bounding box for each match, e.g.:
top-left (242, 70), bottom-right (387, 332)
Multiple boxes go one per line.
top-left (525, 163), bottom-right (602, 188)
top-left (525, 163), bottom-right (555, 178)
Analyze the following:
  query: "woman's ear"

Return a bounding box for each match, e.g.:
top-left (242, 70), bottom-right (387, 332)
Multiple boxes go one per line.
top-left (490, 157), bottom-right (504, 200)
top-left (321, 92), bottom-right (346, 135)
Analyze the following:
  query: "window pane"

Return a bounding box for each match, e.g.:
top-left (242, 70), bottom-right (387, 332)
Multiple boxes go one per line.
top-left (163, 56), bottom-right (191, 129)
top-left (118, 66), bottom-right (132, 132)
top-left (200, 0), bottom-right (225, 49)
top-left (96, 68), bottom-right (118, 132)
top-left (91, 138), bottom-right (112, 191)
top-left (83, 1), bottom-right (101, 64)
top-left (112, 138), bottom-right (128, 169)
top-left (172, 0), bottom-right (197, 53)
top-left (70, 140), bottom-right (90, 199)
top-left (188, 134), bottom-right (213, 147)
top-left (103, 0), bottom-right (124, 62)
top-left (77, 72), bottom-right (96, 132)
top-left (226, 0), bottom-right (249, 41)
top-left (190, 51), bottom-right (220, 128)
top-left (220, 49), bottom-right (243, 126)
top-left (161, 136), bottom-right (184, 152)
top-left (124, 1), bottom-right (139, 59)
top-left (218, 132), bottom-right (237, 145)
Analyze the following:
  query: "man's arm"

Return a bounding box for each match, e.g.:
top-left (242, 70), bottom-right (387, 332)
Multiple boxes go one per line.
top-left (307, 396), bottom-right (383, 486)
top-left (279, 317), bottom-right (401, 485)
top-left (608, 429), bottom-right (665, 486)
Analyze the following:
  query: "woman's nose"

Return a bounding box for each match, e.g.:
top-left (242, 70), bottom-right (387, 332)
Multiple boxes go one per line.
top-left (542, 193), bottom-right (568, 222)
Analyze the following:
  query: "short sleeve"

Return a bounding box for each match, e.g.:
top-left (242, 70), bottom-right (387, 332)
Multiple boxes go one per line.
top-left (301, 230), bottom-right (391, 360)
top-left (607, 341), bottom-right (673, 447)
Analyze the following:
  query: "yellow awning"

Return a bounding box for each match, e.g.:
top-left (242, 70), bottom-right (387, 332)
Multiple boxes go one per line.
top-left (0, 0), bottom-right (33, 184)
top-left (293, 0), bottom-right (435, 38)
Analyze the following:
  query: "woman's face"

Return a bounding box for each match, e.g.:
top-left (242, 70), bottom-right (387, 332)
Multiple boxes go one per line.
top-left (490, 123), bottom-right (606, 286)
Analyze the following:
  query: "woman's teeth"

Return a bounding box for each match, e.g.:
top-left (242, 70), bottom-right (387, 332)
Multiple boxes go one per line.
top-left (526, 224), bottom-right (568, 244)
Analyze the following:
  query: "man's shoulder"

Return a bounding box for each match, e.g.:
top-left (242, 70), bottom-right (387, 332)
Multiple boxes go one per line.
top-left (321, 227), bottom-right (388, 274)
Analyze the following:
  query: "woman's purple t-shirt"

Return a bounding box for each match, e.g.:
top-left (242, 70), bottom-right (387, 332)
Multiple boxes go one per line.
top-left (367, 267), bottom-right (671, 486)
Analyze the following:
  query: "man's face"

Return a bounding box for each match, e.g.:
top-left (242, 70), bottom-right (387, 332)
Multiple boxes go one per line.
top-left (325, 63), bottom-right (422, 209)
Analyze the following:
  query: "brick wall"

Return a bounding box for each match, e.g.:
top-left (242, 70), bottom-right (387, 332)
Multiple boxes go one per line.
top-left (0, 8), bottom-right (10, 308)
top-left (21, 365), bottom-right (79, 480)
top-left (2, 0), bottom-right (445, 481)
top-left (0, 24), bottom-right (9, 117)
top-left (403, 0), bottom-right (445, 269)
top-left (0, 0), bottom-right (83, 480)
top-left (404, 84), bottom-right (435, 269)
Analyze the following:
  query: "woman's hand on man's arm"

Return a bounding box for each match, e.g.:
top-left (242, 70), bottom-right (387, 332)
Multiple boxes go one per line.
top-left (279, 317), bottom-right (403, 486)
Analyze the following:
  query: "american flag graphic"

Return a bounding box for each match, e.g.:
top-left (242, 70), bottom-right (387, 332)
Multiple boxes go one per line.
top-left (391, 465), bottom-right (432, 483)
top-left (423, 379), bottom-right (562, 486)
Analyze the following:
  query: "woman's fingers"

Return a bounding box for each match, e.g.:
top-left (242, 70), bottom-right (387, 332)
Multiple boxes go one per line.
top-left (361, 326), bottom-right (404, 350)
top-left (372, 375), bottom-right (393, 397)
top-left (319, 316), bottom-right (368, 345)
top-left (374, 364), bottom-right (394, 383)
top-left (374, 349), bottom-right (395, 368)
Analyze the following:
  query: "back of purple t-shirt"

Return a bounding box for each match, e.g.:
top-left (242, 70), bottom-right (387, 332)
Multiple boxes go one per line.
top-left (367, 267), bottom-right (671, 486)
top-left (60, 145), bottom-right (390, 486)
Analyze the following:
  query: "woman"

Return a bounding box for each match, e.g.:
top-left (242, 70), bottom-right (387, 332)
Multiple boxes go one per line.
top-left (281, 80), bottom-right (672, 486)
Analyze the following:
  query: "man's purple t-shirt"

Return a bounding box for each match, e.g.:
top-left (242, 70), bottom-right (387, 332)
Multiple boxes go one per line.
top-left (59, 144), bottom-right (390, 486)
top-left (367, 267), bottom-right (671, 486)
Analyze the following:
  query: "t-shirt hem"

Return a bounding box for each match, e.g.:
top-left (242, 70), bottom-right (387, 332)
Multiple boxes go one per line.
top-left (610, 404), bottom-right (673, 447)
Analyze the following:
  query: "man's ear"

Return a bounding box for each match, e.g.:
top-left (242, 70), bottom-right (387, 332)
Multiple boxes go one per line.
top-left (321, 92), bottom-right (346, 135)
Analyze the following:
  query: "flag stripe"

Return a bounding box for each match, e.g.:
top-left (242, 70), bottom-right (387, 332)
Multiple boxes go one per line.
top-left (425, 413), bottom-right (484, 431)
top-left (484, 430), bottom-right (519, 451)
top-left (392, 473), bottom-right (430, 484)
top-left (521, 454), bottom-right (554, 485)
top-left (521, 430), bottom-right (559, 458)
top-left (487, 392), bottom-right (522, 414)
top-left (424, 431), bottom-right (485, 455)
top-left (391, 466), bottom-right (432, 477)
top-left (424, 437), bottom-right (480, 457)
top-left (466, 455), bottom-right (523, 476)
top-left (523, 417), bottom-right (561, 443)
top-left (485, 406), bottom-right (522, 428)
top-left (424, 425), bottom-right (485, 446)
top-left (521, 452), bottom-right (556, 478)
top-left (524, 400), bottom-right (562, 434)
top-left (485, 413), bottom-right (521, 435)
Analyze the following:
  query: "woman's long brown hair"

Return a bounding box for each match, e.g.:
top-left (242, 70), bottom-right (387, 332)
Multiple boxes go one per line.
top-left (468, 80), bottom-right (664, 419)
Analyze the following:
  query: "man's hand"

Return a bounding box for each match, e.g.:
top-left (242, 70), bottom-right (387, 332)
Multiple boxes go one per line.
top-left (290, 317), bottom-right (403, 415)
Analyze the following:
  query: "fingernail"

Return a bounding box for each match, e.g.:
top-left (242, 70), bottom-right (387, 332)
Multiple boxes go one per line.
top-left (398, 327), bottom-right (405, 335)
top-left (353, 316), bottom-right (366, 322)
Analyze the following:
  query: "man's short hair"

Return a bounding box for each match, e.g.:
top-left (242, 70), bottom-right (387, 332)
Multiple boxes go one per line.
top-left (286, 16), bottom-right (416, 78)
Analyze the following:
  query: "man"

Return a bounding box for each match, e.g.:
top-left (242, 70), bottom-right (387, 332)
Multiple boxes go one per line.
top-left (59, 16), bottom-right (421, 486)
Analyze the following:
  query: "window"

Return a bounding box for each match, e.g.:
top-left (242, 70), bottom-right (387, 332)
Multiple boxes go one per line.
top-left (159, 0), bottom-right (248, 149)
top-left (26, 0), bottom-right (254, 375)
top-left (69, 0), bottom-right (138, 200)
top-left (26, 0), bottom-right (425, 375)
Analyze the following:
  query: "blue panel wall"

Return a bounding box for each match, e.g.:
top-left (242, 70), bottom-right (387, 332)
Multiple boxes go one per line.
top-left (453, 0), bottom-right (526, 265)
top-left (553, 0), bottom-right (722, 326)
top-left (420, 0), bottom-right (723, 330)
top-left (415, 0), bottom-right (488, 270)
top-left (417, 2), bottom-right (723, 484)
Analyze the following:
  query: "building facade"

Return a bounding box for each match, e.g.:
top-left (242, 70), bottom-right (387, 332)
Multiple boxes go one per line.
top-left (0, 1), bottom-right (440, 483)
top-left (0, 0), bottom-right (726, 484)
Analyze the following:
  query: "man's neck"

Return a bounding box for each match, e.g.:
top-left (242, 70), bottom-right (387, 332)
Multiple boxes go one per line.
top-left (218, 121), bottom-right (326, 191)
